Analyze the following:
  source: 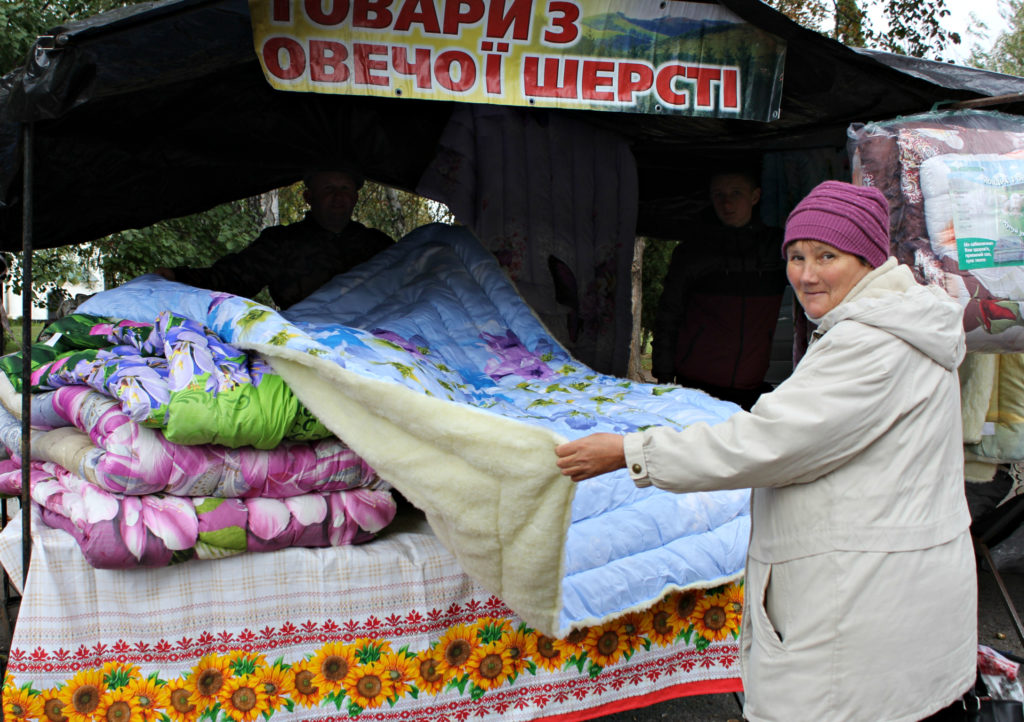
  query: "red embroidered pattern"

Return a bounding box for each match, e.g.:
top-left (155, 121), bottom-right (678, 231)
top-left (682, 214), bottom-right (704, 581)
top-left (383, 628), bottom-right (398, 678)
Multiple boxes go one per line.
top-left (4, 586), bottom-right (744, 720)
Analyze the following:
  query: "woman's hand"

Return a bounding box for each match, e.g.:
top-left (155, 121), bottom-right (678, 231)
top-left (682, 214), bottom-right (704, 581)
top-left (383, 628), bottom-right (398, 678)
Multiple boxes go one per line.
top-left (555, 433), bottom-right (626, 482)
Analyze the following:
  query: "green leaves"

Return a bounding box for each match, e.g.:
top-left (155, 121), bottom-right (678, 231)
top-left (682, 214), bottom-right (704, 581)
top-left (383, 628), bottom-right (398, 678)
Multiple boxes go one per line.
top-left (476, 620), bottom-right (507, 644)
top-left (354, 641), bottom-right (388, 664)
top-left (1, 0), bottom-right (141, 73)
top-left (566, 653), bottom-right (587, 673)
top-left (640, 237), bottom-right (676, 347)
top-left (353, 183), bottom-right (454, 243)
top-left (16, 176), bottom-right (450, 310)
top-left (94, 197), bottom-right (268, 288)
top-left (763, 0), bottom-right (962, 61)
top-left (448, 673), bottom-right (470, 695)
top-left (973, 0), bottom-right (1024, 75)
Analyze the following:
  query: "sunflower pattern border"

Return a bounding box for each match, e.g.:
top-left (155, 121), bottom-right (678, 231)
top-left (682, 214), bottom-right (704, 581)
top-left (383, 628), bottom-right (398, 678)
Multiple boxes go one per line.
top-left (3, 583), bottom-right (743, 721)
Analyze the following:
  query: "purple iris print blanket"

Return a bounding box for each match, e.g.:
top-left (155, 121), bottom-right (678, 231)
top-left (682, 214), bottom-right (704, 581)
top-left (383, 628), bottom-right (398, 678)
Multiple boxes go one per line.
top-left (0, 316), bottom-right (395, 569)
top-left (0, 311), bottom-right (331, 448)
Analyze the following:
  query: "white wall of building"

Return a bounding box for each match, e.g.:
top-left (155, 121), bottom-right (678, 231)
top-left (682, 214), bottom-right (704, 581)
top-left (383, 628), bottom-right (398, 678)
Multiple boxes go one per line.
top-left (4, 280), bottom-right (102, 321)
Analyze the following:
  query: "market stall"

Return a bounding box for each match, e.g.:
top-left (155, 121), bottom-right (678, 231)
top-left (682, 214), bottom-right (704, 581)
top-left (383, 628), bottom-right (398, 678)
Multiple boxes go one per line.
top-left (3, 0), bottom-right (1024, 719)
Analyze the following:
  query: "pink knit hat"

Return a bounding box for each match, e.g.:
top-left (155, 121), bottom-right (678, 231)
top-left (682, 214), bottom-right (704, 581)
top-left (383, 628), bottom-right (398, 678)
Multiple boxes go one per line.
top-left (782, 181), bottom-right (891, 268)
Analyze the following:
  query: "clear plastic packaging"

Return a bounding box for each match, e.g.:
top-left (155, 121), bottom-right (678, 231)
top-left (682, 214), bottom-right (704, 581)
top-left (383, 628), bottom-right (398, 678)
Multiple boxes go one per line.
top-left (850, 109), bottom-right (1024, 352)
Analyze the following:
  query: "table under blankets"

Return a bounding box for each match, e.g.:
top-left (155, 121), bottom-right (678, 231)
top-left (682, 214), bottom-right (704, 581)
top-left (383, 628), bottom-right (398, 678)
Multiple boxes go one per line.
top-left (0, 510), bottom-right (742, 721)
top-left (0, 223), bottom-right (751, 720)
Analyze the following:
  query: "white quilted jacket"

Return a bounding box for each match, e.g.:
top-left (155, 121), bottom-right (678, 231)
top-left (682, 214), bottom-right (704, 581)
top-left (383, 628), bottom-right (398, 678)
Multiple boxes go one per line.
top-left (623, 258), bottom-right (977, 721)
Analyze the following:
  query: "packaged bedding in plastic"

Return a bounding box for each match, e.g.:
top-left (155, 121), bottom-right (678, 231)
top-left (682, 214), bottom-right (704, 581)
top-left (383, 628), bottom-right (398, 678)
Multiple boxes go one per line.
top-left (849, 109), bottom-right (1024, 352)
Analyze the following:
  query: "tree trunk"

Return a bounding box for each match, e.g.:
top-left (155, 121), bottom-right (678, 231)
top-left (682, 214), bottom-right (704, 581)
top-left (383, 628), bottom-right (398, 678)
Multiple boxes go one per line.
top-left (259, 190), bottom-right (279, 228)
top-left (384, 187), bottom-right (405, 236)
top-left (628, 237), bottom-right (646, 381)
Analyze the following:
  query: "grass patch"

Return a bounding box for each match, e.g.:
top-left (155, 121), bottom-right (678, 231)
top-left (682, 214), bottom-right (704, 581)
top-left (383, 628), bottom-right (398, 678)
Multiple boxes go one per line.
top-left (3, 319), bottom-right (45, 354)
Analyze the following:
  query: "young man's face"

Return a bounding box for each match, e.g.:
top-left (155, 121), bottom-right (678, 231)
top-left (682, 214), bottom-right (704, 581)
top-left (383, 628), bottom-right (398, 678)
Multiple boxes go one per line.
top-left (305, 171), bottom-right (359, 232)
top-left (709, 173), bottom-right (761, 228)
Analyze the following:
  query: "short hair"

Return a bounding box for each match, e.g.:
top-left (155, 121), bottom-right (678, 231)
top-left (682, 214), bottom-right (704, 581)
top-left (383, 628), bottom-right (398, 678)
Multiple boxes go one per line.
top-left (710, 163), bottom-right (761, 190)
top-left (303, 164), bottom-right (364, 190)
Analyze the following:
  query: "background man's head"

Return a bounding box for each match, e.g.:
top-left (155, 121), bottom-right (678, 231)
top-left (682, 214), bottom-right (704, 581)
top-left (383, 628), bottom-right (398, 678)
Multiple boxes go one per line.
top-left (709, 169), bottom-right (761, 228)
top-left (303, 167), bottom-right (364, 233)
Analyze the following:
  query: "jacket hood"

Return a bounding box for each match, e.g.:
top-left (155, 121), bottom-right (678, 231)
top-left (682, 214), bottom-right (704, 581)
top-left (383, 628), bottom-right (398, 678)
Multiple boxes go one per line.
top-left (812, 258), bottom-right (966, 371)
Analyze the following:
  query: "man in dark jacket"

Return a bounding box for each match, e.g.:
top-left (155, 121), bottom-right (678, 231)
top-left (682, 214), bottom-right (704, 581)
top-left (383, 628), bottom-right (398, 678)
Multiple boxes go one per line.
top-left (652, 169), bottom-right (786, 410)
top-left (155, 167), bottom-right (393, 309)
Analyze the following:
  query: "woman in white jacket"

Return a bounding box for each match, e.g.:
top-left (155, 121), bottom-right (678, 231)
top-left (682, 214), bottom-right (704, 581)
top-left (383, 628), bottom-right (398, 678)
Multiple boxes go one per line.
top-left (556, 180), bottom-right (977, 722)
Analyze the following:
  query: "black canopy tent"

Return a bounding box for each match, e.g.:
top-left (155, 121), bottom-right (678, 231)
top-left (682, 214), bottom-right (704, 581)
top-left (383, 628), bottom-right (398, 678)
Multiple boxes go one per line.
top-left (4, 0), bottom-right (1024, 249)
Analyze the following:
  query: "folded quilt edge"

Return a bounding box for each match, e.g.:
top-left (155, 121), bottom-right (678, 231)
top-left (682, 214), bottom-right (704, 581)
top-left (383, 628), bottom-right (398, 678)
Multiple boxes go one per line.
top-left (254, 344), bottom-right (576, 637)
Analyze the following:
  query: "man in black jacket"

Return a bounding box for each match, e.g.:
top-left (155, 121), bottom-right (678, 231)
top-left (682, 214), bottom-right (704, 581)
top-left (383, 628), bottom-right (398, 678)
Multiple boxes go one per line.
top-left (652, 168), bottom-right (786, 410)
top-left (155, 167), bottom-right (393, 309)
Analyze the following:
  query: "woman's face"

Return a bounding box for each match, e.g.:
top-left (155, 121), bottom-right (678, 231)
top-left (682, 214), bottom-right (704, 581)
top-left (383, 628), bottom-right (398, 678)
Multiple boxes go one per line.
top-left (786, 240), bottom-right (872, 318)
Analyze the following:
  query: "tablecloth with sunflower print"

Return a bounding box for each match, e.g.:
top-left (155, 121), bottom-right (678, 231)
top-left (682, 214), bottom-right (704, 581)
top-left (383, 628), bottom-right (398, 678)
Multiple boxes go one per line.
top-left (0, 509), bottom-right (743, 721)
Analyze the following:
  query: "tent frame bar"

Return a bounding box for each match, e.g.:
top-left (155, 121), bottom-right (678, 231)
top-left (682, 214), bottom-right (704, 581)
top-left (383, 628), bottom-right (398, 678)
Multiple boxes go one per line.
top-left (949, 92), bottom-right (1024, 110)
top-left (19, 122), bottom-right (33, 589)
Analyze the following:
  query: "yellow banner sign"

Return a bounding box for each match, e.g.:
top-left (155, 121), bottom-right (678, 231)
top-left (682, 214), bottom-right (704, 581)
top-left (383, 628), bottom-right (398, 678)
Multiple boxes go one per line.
top-left (249, 0), bottom-right (785, 119)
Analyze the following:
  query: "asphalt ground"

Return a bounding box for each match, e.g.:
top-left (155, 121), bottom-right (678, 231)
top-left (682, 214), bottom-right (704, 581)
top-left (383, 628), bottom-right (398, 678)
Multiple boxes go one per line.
top-left (594, 569), bottom-right (1024, 722)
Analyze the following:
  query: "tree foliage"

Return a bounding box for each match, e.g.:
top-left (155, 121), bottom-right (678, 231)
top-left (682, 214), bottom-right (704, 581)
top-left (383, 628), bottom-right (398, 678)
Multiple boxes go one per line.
top-left (95, 200), bottom-right (268, 287)
top-left (3, 196), bottom-right (269, 307)
top-left (6, 179), bottom-right (451, 310)
top-left (874, 0), bottom-right (959, 58)
top-left (0, 0), bottom-right (139, 74)
top-left (765, 0), bottom-right (960, 59)
top-left (969, 0), bottom-right (1024, 75)
top-left (640, 238), bottom-right (677, 350)
top-left (354, 183), bottom-right (455, 241)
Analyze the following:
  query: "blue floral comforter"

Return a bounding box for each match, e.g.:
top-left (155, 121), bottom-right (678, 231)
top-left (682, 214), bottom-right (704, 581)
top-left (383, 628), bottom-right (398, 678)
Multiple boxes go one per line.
top-left (78, 223), bottom-right (749, 636)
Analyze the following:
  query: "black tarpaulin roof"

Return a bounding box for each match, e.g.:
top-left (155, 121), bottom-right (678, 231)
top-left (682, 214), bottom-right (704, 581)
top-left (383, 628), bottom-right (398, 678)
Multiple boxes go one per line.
top-left (3, 0), bottom-right (1024, 249)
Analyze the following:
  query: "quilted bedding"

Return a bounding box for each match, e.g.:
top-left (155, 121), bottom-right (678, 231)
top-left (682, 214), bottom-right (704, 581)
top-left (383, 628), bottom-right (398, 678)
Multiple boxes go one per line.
top-left (66, 223), bottom-right (748, 637)
top-left (0, 382), bottom-right (378, 497)
top-left (0, 311), bottom-right (332, 447)
top-left (0, 319), bottom-right (397, 568)
top-left (0, 456), bottom-right (393, 568)
top-left (959, 351), bottom-right (1024, 468)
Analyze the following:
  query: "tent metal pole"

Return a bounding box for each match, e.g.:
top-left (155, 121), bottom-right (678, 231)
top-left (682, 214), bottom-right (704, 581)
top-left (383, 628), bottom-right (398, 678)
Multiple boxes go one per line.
top-left (949, 92), bottom-right (1024, 110)
top-left (19, 122), bottom-right (33, 590)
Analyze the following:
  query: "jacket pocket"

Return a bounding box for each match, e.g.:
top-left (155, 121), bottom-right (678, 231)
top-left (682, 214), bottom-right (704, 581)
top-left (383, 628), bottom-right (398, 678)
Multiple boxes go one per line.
top-left (747, 559), bottom-right (786, 653)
